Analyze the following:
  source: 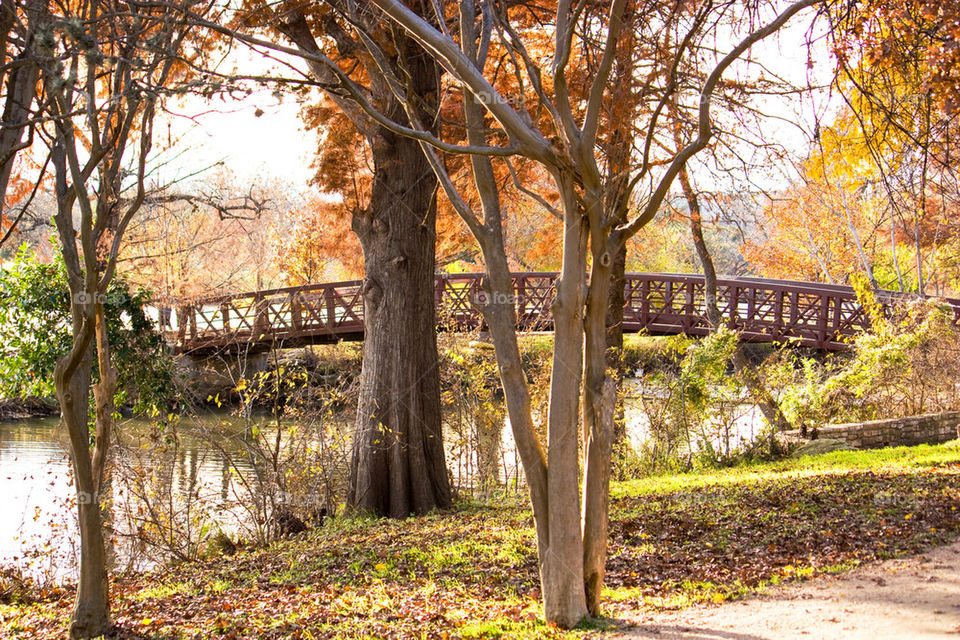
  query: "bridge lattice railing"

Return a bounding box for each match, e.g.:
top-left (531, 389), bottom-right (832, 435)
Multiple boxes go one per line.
top-left (161, 273), bottom-right (960, 354)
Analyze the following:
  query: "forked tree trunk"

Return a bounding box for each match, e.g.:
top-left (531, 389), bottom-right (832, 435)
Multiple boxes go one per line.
top-left (55, 319), bottom-right (110, 639)
top-left (473, 199), bottom-right (597, 626)
top-left (347, 69), bottom-right (451, 517)
top-left (462, 126), bottom-right (611, 626)
top-left (454, 59), bottom-right (551, 597)
top-left (336, 0), bottom-right (816, 627)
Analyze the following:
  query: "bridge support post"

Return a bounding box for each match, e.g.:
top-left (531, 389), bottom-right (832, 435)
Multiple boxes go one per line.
top-left (292, 293), bottom-right (303, 332)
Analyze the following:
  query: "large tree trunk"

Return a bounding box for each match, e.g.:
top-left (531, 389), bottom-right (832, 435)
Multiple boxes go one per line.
top-left (347, 53), bottom-right (451, 516)
top-left (0, 0), bottom-right (42, 191)
top-left (275, 3), bottom-right (451, 518)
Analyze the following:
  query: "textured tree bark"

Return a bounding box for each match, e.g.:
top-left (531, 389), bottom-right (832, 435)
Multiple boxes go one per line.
top-left (0, 0), bottom-right (43, 207)
top-left (0, 0), bottom-right (48, 252)
top-left (275, 4), bottom-right (451, 518)
top-left (346, 47), bottom-right (451, 517)
top-left (541, 179), bottom-right (590, 627)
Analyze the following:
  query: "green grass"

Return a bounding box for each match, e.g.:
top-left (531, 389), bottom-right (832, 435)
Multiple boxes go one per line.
top-left (614, 440), bottom-right (960, 498)
top-left (602, 441), bottom-right (960, 616)
top-left (133, 581), bottom-right (195, 601)
top-left (3, 441), bottom-right (960, 639)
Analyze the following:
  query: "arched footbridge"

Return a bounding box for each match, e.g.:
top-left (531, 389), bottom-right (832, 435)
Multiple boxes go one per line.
top-left (162, 272), bottom-right (960, 355)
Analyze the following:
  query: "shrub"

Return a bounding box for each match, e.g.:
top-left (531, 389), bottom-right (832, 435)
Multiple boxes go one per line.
top-left (0, 246), bottom-right (174, 414)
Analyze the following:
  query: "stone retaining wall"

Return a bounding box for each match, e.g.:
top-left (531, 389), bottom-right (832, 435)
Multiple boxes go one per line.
top-left (806, 412), bottom-right (960, 449)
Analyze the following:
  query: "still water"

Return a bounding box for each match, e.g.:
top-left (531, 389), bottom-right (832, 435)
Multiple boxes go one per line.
top-left (0, 412), bottom-right (272, 581)
top-left (0, 387), bottom-right (763, 582)
top-left (0, 417), bottom-right (74, 578)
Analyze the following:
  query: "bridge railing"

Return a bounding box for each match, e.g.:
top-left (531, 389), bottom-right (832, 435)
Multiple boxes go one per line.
top-left (163, 272), bottom-right (960, 354)
top-left (165, 280), bottom-right (365, 353)
top-left (434, 272), bottom-right (558, 332)
top-left (621, 274), bottom-right (869, 349)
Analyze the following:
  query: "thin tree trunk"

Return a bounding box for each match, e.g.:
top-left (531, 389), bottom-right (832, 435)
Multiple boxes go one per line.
top-left (606, 245), bottom-right (628, 454)
top-left (479, 256), bottom-right (549, 559)
top-left (92, 304), bottom-right (116, 492)
top-left (839, 190), bottom-right (878, 289)
top-left (604, 1), bottom-right (635, 446)
top-left (582, 228), bottom-right (617, 615)
top-left (55, 316), bottom-right (110, 639)
top-left (916, 93), bottom-right (931, 296)
top-left (541, 177), bottom-right (589, 627)
top-left (890, 205), bottom-right (905, 292)
top-left (679, 167), bottom-right (791, 439)
top-left (452, 27), bottom-right (551, 588)
top-left (49, 117), bottom-right (113, 636)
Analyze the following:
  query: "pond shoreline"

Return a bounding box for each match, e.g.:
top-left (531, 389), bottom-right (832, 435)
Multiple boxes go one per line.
top-left (0, 397), bottom-right (59, 421)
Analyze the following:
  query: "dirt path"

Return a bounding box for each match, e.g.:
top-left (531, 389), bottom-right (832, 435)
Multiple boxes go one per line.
top-left (616, 539), bottom-right (960, 639)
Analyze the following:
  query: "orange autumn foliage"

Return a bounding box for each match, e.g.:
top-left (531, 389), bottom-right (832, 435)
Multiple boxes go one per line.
top-left (270, 198), bottom-right (362, 285)
top-left (300, 94), bottom-right (475, 274)
top-left (743, 182), bottom-right (880, 284)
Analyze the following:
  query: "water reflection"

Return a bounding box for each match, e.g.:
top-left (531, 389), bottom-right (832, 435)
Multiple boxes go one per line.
top-left (0, 416), bottom-right (75, 580)
top-left (0, 386), bottom-right (765, 582)
top-left (0, 413), bottom-right (273, 581)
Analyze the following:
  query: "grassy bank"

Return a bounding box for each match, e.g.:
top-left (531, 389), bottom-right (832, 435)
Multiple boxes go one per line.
top-left (3, 441), bottom-right (960, 639)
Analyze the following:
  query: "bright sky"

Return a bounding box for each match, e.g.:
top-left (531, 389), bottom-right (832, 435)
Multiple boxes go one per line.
top-left (159, 86), bottom-right (318, 190)
top-left (153, 8), bottom-right (835, 198)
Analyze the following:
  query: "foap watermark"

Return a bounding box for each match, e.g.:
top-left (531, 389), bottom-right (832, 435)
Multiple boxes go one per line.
top-left (471, 90), bottom-right (525, 108)
top-left (75, 491), bottom-right (103, 505)
top-left (473, 289), bottom-right (517, 308)
top-left (72, 290), bottom-right (129, 306)
top-left (274, 491), bottom-right (326, 509)
top-left (872, 492), bottom-right (922, 510)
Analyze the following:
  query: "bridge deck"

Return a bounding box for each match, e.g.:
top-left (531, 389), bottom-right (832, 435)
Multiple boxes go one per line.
top-left (162, 272), bottom-right (960, 355)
